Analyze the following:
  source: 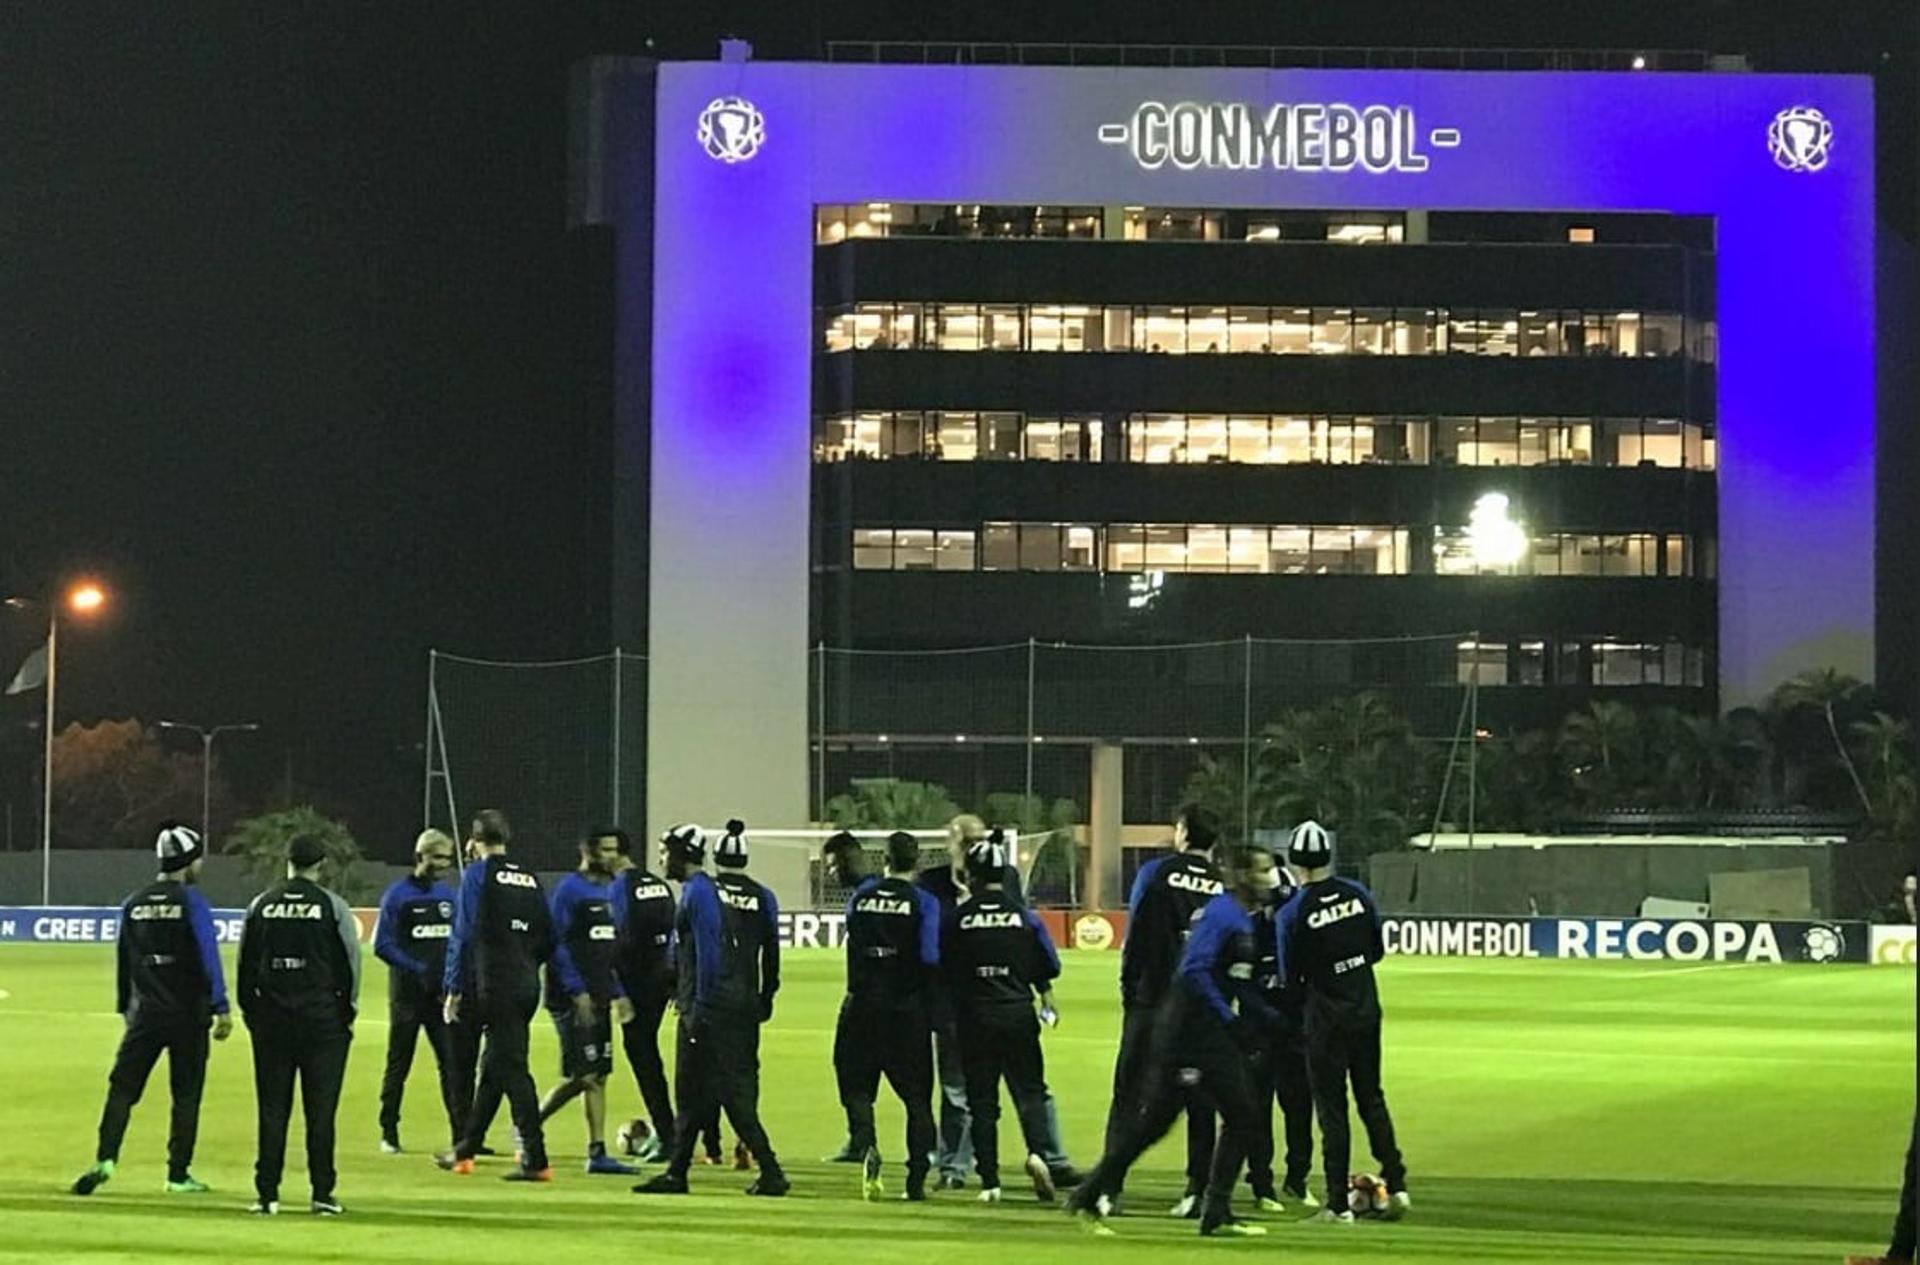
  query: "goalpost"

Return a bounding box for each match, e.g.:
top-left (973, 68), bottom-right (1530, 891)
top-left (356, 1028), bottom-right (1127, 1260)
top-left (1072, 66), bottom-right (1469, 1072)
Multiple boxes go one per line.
top-left (716, 828), bottom-right (1022, 914)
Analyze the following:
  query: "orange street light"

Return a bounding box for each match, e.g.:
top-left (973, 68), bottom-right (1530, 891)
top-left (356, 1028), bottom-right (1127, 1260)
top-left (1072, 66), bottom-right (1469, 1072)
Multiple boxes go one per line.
top-left (67, 583), bottom-right (106, 615)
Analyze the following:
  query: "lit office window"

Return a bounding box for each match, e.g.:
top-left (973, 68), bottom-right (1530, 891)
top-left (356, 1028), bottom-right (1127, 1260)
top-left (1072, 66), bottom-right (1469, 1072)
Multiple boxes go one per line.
top-left (1189, 309), bottom-right (1229, 353)
top-left (935, 530), bottom-right (976, 571)
top-left (1457, 641), bottom-right (1509, 686)
top-left (1185, 415), bottom-right (1228, 463)
top-left (1351, 309), bottom-right (1390, 355)
top-left (1272, 309), bottom-right (1314, 354)
top-left (933, 413), bottom-right (978, 461)
top-left (935, 305), bottom-right (982, 351)
top-left (853, 529), bottom-right (894, 569)
top-left (1310, 309), bottom-right (1352, 354)
top-left (1518, 311), bottom-right (1560, 357)
top-left (893, 529), bottom-right (937, 570)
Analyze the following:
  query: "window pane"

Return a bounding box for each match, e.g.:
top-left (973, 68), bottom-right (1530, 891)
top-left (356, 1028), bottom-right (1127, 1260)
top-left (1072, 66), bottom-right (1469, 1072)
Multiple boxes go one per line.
top-left (1187, 525), bottom-right (1229, 572)
top-left (853, 529), bottom-right (892, 570)
top-left (1189, 308), bottom-right (1228, 353)
top-left (935, 530), bottom-right (975, 571)
top-left (1227, 526), bottom-right (1268, 573)
top-left (1063, 526), bottom-right (1098, 571)
top-left (1518, 310), bottom-right (1560, 357)
top-left (1643, 312), bottom-right (1681, 357)
top-left (1311, 308), bottom-right (1351, 354)
top-left (1392, 308), bottom-right (1443, 355)
top-left (1620, 534), bottom-right (1657, 576)
top-left (1352, 309), bottom-right (1390, 355)
top-left (1481, 311), bottom-right (1519, 356)
top-left (1270, 308), bottom-right (1313, 354)
top-left (985, 305), bottom-right (1023, 351)
top-left (981, 523), bottom-right (1018, 571)
top-left (934, 412), bottom-right (978, 461)
top-left (880, 412), bottom-right (924, 458)
top-left (936, 305), bottom-right (981, 350)
top-left (1517, 641), bottom-right (1547, 686)
top-left (1186, 415), bottom-right (1228, 463)
top-left (1309, 526), bottom-right (1355, 573)
top-left (1269, 527), bottom-right (1311, 573)
top-left (1228, 416), bottom-right (1271, 463)
top-left (894, 529), bottom-right (936, 570)
top-left (1025, 418), bottom-right (1061, 461)
top-left (1228, 308), bottom-right (1270, 353)
top-left (1144, 525), bottom-right (1188, 570)
top-left (1664, 535), bottom-right (1689, 577)
top-left (1134, 414), bottom-right (1185, 463)
top-left (1458, 640), bottom-right (1509, 686)
top-left (1349, 417), bottom-right (1378, 463)
top-left (983, 413), bottom-right (1022, 460)
top-left (824, 308), bottom-right (857, 353)
top-left (1141, 306), bottom-right (1185, 353)
top-left (1272, 416), bottom-right (1314, 463)
top-left (1018, 523), bottom-right (1061, 570)
top-left (1105, 524), bottom-right (1145, 571)
top-left (1470, 417), bottom-right (1519, 467)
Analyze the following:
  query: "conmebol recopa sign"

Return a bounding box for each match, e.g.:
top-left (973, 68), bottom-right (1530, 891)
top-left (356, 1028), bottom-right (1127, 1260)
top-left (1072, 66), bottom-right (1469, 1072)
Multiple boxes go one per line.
top-left (1097, 101), bottom-right (1456, 173)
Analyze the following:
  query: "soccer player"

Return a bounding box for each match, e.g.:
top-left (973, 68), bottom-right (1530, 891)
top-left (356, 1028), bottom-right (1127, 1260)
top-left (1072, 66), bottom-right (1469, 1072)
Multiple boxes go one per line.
top-left (828, 830), bottom-right (941, 1201)
top-left (1103, 803), bottom-right (1224, 1216)
top-left (941, 836), bottom-right (1062, 1205)
top-left (71, 822), bottom-right (231, 1197)
top-left (236, 833), bottom-right (361, 1215)
top-left (436, 808), bottom-right (555, 1182)
top-left (609, 825), bottom-right (681, 1163)
top-left (536, 830), bottom-right (639, 1175)
top-left (373, 828), bottom-right (460, 1154)
top-left (1276, 819), bottom-right (1408, 1223)
top-left (1243, 862), bottom-right (1317, 1212)
top-left (1066, 844), bottom-right (1281, 1238)
top-left (634, 820), bottom-right (789, 1197)
top-left (917, 816), bottom-right (1078, 1191)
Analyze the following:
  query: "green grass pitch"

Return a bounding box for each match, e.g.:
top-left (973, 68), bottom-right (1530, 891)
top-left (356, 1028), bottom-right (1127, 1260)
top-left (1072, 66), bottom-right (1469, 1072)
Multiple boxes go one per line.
top-left (0, 946), bottom-right (1910, 1263)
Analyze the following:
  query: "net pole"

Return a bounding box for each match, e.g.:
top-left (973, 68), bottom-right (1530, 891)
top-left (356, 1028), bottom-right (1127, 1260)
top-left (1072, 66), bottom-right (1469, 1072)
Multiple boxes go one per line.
top-left (1466, 631), bottom-right (1480, 915)
top-left (423, 651), bottom-right (437, 830)
top-left (1241, 633), bottom-right (1254, 841)
top-left (1024, 637), bottom-right (1036, 807)
top-left (432, 679), bottom-right (458, 837)
top-left (611, 648), bottom-right (624, 825)
top-left (815, 642), bottom-right (828, 824)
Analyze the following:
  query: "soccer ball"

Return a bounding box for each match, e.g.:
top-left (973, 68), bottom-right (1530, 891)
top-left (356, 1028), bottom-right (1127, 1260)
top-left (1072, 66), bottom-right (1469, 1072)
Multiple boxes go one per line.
top-left (615, 1118), bottom-right (653, 1158)
top-left (1347, 1173), bottom-right (1390, 1217)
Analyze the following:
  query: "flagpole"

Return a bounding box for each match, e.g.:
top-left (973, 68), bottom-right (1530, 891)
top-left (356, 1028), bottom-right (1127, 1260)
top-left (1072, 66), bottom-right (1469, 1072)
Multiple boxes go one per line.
top-left (41, 612), bottom-right (56, 906)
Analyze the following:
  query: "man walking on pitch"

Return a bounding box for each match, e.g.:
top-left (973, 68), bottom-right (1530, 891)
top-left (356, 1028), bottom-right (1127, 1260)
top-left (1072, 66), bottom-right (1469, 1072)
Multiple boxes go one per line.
top-left (536, 830), bottom-right (639, 1175)
top-left (1244, 863), bottom-right (1317, 1212)
top-left (1067, 844), bottom-right (1281, 1238)
top-left (72, 823), bottom-right (232, 1197)
top-left (1277, 820), bottom-right (1408, 1223)
top-left (941, 836), bottom-right (1064, 1205)
top-left (436, 809), bottom-right (555, 1182)
top-left (827, 830), bottom-right (941, 1201)
top-left (373, 829), bottom-right (461, 1154)
top-left (237, 834), bottom-right (361, 1215)
top-left (1103, 804), bottom-right (1224, 1216)
top-left (914, 815), bottom-right (1079, 1190)
top-left (634, 820), bottom-right (789, 1197)
top-left (609, 826), bottom-right (682, 1163)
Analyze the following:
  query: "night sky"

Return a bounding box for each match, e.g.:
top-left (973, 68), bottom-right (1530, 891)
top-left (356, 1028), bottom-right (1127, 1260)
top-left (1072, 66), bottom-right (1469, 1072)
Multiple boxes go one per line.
top-left (2, 2), bottom-right (1912, 859)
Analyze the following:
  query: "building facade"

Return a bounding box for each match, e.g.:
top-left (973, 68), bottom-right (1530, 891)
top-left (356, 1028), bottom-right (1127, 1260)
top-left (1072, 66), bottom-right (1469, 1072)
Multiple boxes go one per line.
top-left (570, 58), bottom-right (1875, 840)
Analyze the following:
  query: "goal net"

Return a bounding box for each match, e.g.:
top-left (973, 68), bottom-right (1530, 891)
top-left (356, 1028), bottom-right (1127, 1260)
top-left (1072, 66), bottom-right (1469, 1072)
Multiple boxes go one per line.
top-left (725, 828), bottom-right (1023, 914)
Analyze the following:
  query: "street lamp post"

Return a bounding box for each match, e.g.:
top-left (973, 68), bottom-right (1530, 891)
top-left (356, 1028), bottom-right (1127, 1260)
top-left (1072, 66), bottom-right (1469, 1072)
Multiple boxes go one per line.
top-left (8, 582), bottom-right (107, 905)
top-left (157, 721), bottom-right (261, 847)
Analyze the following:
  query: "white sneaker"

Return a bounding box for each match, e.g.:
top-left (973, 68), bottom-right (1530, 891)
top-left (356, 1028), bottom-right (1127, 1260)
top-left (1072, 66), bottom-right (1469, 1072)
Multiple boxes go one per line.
top-left (378, 1139), bottom-right (401, 1156)
top-left (1309, 1208), bottom-right (1354, 1225)
top-left (1383, 1190), bottom-right (1411, 1221)
top-left (1168, 1193), bottom-right (1198, 1218)
top-left (977, 1186), bottom-right (1002, 1203)
top-left (247, 1199), bottom-right (279, 1216)
top-left (1254, 1194), bottom-right (1286, 1214)
top-left (1024, 1154), bottom-right (1056, 1203)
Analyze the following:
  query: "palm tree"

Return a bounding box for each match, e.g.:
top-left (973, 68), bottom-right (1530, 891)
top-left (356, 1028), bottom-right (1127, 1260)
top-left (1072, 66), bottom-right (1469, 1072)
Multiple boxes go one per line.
top-left (1769, 668), bottom-right (1872, 815)
top-left (1849, 711), bottom-right (1917, 838)
top-left (1559, 700), bottom-right (1644, 805)
top-left (824, 778), bottom-right (961, 829)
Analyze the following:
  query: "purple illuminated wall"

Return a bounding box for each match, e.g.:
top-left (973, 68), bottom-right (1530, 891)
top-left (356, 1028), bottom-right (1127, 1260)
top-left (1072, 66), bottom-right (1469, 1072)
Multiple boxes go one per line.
top-left (628, 63), bottom-right (1874, 837)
